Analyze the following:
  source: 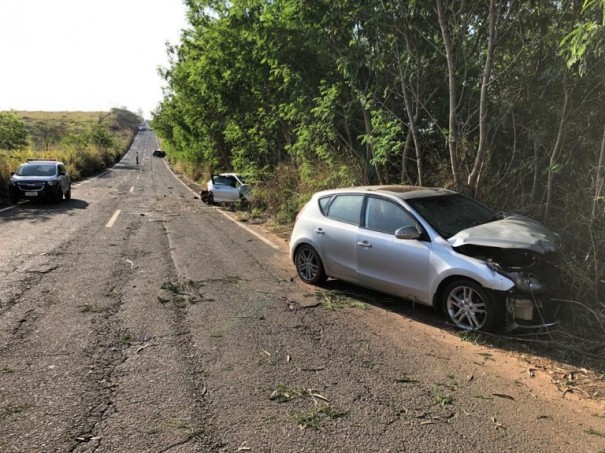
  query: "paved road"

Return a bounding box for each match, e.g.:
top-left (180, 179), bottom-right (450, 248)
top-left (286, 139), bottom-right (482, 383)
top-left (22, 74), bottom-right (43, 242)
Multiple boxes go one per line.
top-left (1, 131), bottom-right (603, 452)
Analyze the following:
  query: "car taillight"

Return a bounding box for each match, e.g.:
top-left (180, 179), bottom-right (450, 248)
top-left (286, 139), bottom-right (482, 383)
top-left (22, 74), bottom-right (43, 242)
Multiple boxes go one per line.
top-left (296, 202), bottom-right (310, 221)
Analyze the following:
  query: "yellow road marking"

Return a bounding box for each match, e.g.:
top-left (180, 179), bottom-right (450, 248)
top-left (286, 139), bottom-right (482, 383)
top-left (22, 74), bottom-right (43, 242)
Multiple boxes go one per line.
top-left (105, 209), bottom-right (121, 228)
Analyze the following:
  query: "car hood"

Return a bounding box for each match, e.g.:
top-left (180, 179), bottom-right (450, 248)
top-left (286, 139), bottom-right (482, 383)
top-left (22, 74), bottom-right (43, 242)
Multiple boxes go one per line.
top-left (448, 214), bottom-right (557, 254)
top-left (12, 175), bottom-right (55, 181)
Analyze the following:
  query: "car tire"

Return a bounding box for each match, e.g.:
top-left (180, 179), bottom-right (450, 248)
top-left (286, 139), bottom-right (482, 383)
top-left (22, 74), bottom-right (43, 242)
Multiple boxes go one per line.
top-left (295, 244), bottom-right (327, 285)
top-left (9, 193), bottom-right (19, 205)
top-left (207, 192), bottom-right (214, 205)
top-left (65, 186), bottom-right (71, 200)
top-left (443, 279), bottom-right (503, 332)
top-left (54, 189), bottom-right (63, 203)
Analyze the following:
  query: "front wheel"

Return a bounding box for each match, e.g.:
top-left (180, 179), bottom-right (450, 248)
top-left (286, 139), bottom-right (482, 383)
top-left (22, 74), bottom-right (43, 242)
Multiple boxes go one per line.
top-left (443, 279), bottom-right (503, 332)
top-left (294, 244), bottom-right (326, 285)
top-left (207, 192), bottom-right (214, 205)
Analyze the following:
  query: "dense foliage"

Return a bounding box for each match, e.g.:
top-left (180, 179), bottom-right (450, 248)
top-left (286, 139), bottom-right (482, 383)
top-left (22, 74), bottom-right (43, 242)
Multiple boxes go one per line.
top-left (154, 0), bottom-right (604, 331)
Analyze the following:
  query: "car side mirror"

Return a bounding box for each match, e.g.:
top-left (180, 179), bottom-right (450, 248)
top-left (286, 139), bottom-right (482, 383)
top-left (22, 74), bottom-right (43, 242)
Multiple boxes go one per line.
top-left (59, 170), bottom-right (66, 175)
top-left (395, 225), bottom-right (421, 240)
top-left (10, 172), bottom-right (15, 176)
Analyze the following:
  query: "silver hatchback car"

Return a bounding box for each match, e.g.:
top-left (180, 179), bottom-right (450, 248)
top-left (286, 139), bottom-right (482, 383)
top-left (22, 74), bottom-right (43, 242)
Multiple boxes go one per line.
top-left (289, 186), bottom-right (560, 332)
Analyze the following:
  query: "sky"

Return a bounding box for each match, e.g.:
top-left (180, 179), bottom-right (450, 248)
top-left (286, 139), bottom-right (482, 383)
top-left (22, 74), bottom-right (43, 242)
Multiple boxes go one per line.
top-left (0, 0), bottom-right (188, 118)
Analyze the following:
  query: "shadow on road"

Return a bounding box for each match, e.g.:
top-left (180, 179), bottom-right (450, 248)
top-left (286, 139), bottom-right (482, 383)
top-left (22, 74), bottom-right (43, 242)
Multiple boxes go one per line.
top-left (314, 279), bottom-right (605, 377)
top-left (0, 198), bottom-right (89, 223)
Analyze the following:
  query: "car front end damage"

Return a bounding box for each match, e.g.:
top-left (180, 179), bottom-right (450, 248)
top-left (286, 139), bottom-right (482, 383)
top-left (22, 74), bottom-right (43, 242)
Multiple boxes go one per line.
top-left (455, 245), bottom-right (560, 329)
top-left (449, 215), bottom-right (560, 330)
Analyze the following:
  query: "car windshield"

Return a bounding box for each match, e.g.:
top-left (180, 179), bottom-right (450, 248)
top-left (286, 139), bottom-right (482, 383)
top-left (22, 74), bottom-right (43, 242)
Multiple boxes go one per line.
top-left (407, 194), bottom-right (497, 239)
top-left (16, 164), bottom-right (57, 177)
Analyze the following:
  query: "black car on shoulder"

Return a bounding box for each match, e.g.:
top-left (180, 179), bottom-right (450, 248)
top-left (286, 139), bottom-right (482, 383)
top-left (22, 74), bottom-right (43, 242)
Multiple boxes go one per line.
top-left (9, 159), bottom-right (71, 204)
top-left (152, 149), bottom-right (166, 158)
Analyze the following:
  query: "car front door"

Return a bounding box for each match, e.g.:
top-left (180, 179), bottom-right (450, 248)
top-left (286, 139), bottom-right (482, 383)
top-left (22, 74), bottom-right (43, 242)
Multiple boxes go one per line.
top-left (356, 196), bottom-right (432, 303)
top-left (58, 164), bottom-right (69, 193)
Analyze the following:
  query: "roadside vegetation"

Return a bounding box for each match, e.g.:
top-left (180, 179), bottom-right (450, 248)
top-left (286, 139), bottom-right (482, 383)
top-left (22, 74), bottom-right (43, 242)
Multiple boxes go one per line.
top-left (152, 1), bottom-right (605, 364)
top-left (0, 108), bottom-right (142, 197)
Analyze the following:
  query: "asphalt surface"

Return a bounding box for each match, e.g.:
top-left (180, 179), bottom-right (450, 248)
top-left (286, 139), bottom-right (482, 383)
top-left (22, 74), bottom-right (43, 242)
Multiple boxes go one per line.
top-left (1, 130), bottom-right (603, 452)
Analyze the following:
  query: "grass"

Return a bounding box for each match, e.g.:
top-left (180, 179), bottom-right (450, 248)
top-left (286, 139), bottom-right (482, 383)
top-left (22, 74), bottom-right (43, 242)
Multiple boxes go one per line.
top-left (316, 289), bottom-right (367, 311)
top-left (433, 388), bottom-right (454, 406)
top-left (0, 109), bottom-right (140, 196)
top-left (296, 404), bottom-right (349, 430)
top-left (269, 384), bottom-right (301, 403)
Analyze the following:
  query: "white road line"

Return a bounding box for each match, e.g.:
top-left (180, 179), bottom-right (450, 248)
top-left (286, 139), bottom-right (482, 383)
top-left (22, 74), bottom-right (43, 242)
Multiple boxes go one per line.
top-left (105, 209), bottom-right (121, 228)
top-left (215, 208), bottom-right (279, 249)
top-left (161, 159), bottom-right (280, 250)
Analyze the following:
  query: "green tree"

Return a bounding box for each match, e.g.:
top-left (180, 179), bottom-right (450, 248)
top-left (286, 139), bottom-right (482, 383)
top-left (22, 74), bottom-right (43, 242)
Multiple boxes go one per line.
top-left (0, 112), bottom-right (28, 150)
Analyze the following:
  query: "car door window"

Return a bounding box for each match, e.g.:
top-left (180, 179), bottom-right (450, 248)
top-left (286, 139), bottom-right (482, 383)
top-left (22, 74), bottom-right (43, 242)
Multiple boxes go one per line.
top-left (326, 195), bottom-right (363, 225)
top-left (364, 197), bottom-right (416, 234)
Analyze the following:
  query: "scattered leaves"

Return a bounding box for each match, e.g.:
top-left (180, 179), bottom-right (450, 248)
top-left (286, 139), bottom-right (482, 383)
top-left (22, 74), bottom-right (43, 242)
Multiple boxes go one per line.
top-left (492, 393), bottom-right (515, 401)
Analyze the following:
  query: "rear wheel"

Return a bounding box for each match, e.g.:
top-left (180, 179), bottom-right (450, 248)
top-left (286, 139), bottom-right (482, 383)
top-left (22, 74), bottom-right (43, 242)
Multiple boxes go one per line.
top-left (65, 186), bottom-right (71, 200)
top-left (295, 244), bottom-right (327, 285)
top-left (443, 279), bottom-right (503, 332)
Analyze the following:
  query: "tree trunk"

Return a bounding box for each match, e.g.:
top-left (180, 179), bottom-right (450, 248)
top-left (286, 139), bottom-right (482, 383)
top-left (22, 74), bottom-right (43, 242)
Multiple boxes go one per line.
top-left (592, 125), bottom-right (605, 219)
top-left (401, 128), bottom-right (412, 183)
top-left (436, 0), bottom-right (461, 190)
top-left (544, 78), bottom-right (570, 223)
top-left (467, 0), bottom-right (496, 196)
top-left (530, 137), bottom-right (540, 203)
top-left (399, 77), bottom-right (424, 186)
top-left (361, 102), bottom-right (385, 185)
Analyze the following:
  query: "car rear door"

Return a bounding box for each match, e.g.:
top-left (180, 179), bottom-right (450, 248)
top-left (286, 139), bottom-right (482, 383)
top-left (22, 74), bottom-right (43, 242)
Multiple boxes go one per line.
top-left (314, 194), bottom-right (363, 281)
top-left (212, 175), bottom-right (239, 202)
top-left (356, 196), bottom-right (432, 303)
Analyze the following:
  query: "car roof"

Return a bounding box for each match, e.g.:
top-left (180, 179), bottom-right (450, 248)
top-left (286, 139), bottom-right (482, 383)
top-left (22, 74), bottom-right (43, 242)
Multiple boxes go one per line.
top-left (314, 185), bottom-right (456, 200)
top-left (23, 160), bottom-right (63, 165)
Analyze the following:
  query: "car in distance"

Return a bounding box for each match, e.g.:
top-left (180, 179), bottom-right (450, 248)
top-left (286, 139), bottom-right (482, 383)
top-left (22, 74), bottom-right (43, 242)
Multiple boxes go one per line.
top-left (201, 173), bottom-right (252, 205)
top-left (289, 185), bottom-right (560, 332)
top-left (9, 159), bottom-right (72, 204)
top-left (152, 149), bottom-right (166, 157)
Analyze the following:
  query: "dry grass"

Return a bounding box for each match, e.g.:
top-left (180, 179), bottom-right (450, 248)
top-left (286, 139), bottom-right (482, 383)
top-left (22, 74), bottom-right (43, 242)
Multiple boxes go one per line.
top-left (0, 110), bottom-right (138, 196)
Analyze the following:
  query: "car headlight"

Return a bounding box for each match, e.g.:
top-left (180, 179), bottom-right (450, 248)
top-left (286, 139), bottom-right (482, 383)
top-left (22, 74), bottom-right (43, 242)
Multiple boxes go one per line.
top-left (47, 180), bottom-right (58, 186)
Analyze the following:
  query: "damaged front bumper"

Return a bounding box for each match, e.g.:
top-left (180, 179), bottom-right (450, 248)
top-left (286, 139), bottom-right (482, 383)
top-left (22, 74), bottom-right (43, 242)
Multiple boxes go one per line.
top-left (500, 270), bottom-right (559, 330)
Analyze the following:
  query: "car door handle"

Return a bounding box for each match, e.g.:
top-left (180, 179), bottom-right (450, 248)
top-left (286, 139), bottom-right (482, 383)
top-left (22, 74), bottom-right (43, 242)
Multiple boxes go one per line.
top-left (314, 228), bottom-right (325, 235)
top-left (357, 241), bottom-right (372, 248)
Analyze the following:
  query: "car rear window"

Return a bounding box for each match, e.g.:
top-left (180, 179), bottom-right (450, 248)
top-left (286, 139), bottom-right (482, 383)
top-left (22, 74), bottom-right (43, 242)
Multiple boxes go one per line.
top-left (318, 196), bottom-right (332, 215)
top-left (326, 195), bottom-right (363, 225)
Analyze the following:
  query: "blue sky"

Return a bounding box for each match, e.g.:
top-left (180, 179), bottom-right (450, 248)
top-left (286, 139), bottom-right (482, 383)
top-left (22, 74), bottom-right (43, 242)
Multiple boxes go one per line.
top-left (0, 0), bottom-right (188, 118)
